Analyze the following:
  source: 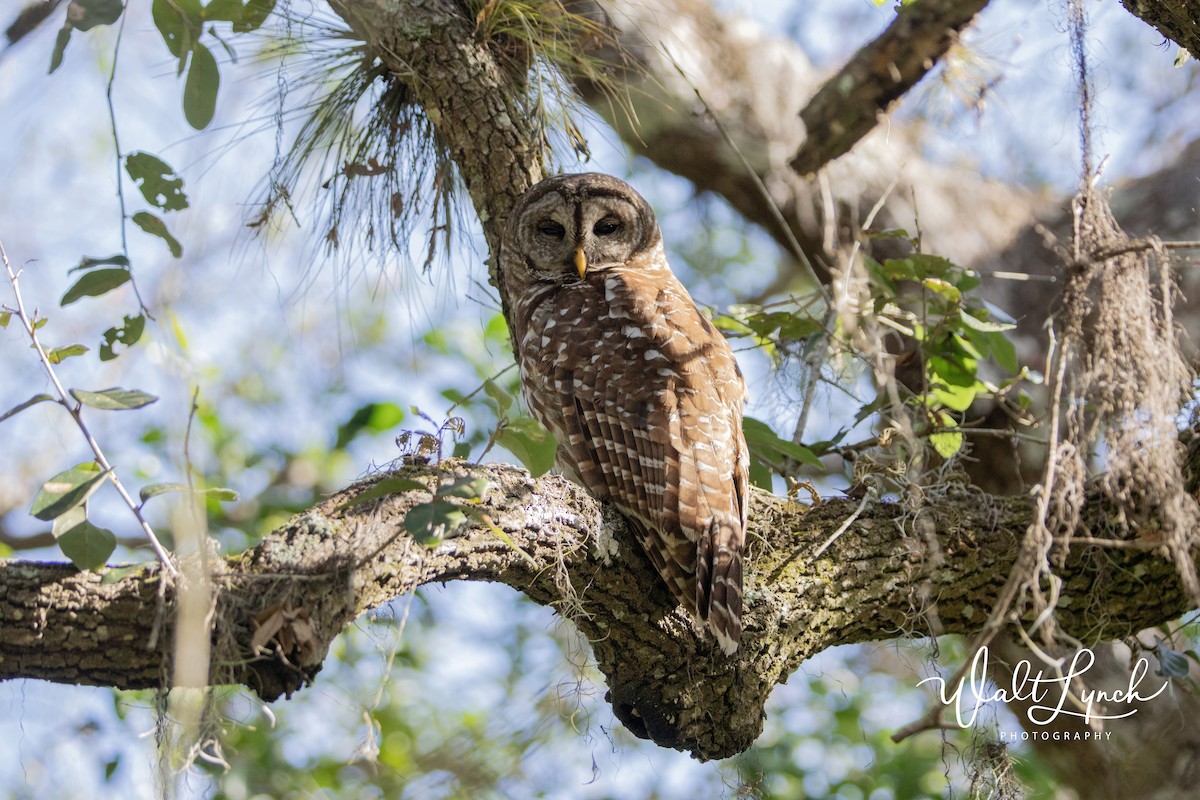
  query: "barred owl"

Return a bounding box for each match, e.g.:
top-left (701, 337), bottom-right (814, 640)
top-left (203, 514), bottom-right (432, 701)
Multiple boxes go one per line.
top-left (501, 173), bottom-right (749, 654)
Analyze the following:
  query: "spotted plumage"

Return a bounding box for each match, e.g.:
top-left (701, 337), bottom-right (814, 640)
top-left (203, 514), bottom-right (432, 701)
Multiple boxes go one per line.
top-left (500, 173), bottom-right (749, 654)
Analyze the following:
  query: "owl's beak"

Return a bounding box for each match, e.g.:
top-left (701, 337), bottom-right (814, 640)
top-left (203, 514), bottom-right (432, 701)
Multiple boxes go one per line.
top-left (573, 247), bottom-right (587, 279)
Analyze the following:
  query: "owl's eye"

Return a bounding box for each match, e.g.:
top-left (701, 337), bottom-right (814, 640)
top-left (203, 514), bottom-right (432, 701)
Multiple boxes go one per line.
top-left (593, 218), bottom-right (621, 236)
top-left (536, 220), bottom-right (566, 239)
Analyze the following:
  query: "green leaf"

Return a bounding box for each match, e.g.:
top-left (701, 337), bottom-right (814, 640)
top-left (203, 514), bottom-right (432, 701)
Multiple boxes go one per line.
top-left (922, 277), bottom-right (960, 303)
top-left (125, 151), bottom-right (188, 211)
top-left (30, 462), bottom-right (110, 521)
top-left (743, 417), bottom-right (823, 470)
top-left (341, 476), bottom-right (428, 510)
top-left (334, 402), bottom-right (405, 449)
top-left (235, 0), bottom-right (275, 31)
top-left (959, 311), bottom-right (1016, 333)
top-left (0, 311), bottom-right (11, 328)
top-left (204, 0), bottom-right (276, 29)
top-left (404, 500), bottom-right (467, 546)
top-left (47, 343), bottom-right (89, 364)
top-left (138, 482), bottom-right (239, 503)
top-left (952, 331), bottom-right (985, 361)
top-left (55, 512), bottom-right (117, 571)
top-left (50, 504), bottom-right (87, 535)
top-left (138, 482), bottom-right (191, 501)
top-left (711, 315), bottom-right (754, 337)
top-left (931, 431), bottom-right (960, 455)
top-left (880, 257), bottom-right (917, 282)
top-left (439, 476), bottom-right (489, 501)
top-left (0, 393), bottom-right (56, 423)
top-left (132, 211), bottom-right (182, 257)
top-left (203, 0), bottom-right (244, 22)
top-left (183, 42), bottom-right (220, 129)
top-left (151, 0), bottom-right (202, 58)
top-left (100, 314), bottom-right (146, 361)
top-left (70, 387), bottom-right (158, 410)
top-left (483, 313), bottom-right (509, 345)
top-left (72, 254), bottom-right (130, 272)
top-left (748, 457), bottom-right (773, 491)
top-left (927, 355), bottom-right (979, 412)
top-left (422, 328), bottom-right (451, 354)
top-left (61, 268), bottom-right (130, 306)
top-left (864, 227), bottom-right (913, 242)
top-left (929, 383), bottom-right (978, 414)
top-left (777, 313), bottom-right (825, 342)
top-left (496, 416), bottom-right (557, 477)
top-left (955, 271), bottom-right (983, 292)
top-left (908, 254), bottom-right (957, 280)
top-left (930, 412), bottom-right (964, 459)
top-left (49, 25), bottom-right (72, 73)
top-left (68, 0), bottom-right (125, 31)
top-left (483, 379), bottom-right (513, 415)
top-left (985, 330), bottom-right (1018, 374)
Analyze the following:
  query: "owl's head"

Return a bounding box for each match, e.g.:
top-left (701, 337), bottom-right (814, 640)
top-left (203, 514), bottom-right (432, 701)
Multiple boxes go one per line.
top-left (504, 173), bottom-right (664, 285)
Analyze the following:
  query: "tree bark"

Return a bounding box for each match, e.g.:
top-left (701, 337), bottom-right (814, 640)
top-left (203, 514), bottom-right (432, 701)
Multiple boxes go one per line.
top-left (0, 461), bottom-right (1192, 760)
top-left (1121, 0), bottom-right (1200, 58)
top-left (567, 0), bottom-right (1039, 281)
top-left (790, 0), bottom-right (991, 175)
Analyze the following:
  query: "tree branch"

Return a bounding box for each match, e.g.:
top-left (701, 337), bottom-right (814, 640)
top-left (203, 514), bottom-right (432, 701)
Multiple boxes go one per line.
top-left (563, 0), bottom-right (1035, 284)
top-left (790, 0), bottom-right (991, 175)
top-left (1120, 0), bottom-right (1200, 59)
top-left (1, 461), bottom-right (1193, 759)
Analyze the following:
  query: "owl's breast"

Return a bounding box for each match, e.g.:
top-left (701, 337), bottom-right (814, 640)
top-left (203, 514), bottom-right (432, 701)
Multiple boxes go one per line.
top-left (520, 271), bottom-right (738, 402)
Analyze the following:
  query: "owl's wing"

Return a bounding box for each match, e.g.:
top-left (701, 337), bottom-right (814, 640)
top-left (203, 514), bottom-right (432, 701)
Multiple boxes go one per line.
top-left (548, 289), bottom-right (748, 654)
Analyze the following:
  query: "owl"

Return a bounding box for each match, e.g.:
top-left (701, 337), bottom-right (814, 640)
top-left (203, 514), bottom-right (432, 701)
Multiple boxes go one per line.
top-left (500, 173), bottom-right (749, 654)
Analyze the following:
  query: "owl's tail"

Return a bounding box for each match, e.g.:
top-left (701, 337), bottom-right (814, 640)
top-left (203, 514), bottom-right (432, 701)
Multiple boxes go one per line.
top-left (697, 518), bottom-right (744, 655)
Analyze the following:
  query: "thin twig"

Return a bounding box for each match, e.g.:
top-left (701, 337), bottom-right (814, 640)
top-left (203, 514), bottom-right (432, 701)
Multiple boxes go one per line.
top-left (1, 240), bottom-right (177, 576)
top-left (104, 7), bottom-right (152, 317)
top-left (893, 331), bottom-right (1068, 745)
top-left (769, 486), bottom-right (875, 581)
top-left (833, 427), bottom-right (1046, 458)
top-left (662, 50), bottom-right (830, 307)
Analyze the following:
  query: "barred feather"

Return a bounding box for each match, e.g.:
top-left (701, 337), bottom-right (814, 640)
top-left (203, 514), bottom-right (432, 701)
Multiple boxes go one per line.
top-left (505, 174), bottom-right (749, 653)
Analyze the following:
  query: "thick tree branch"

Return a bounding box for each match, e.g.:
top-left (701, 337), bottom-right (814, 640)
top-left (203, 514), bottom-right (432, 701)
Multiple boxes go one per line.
top-left (1121, 0), bottom-right (1200, 58)
top-left (790, 0), bottom-right (991, 175)
top-left (565, 0), bottom-right (1036, 284)
top-left (1, 461), bottom-right (1194, 759)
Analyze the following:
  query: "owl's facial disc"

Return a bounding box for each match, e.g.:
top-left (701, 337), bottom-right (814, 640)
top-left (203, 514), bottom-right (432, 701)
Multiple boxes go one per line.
top-left (512, 175), bottom-right (660, 285)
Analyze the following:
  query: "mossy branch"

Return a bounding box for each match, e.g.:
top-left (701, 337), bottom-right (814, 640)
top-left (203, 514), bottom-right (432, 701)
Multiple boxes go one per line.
top-left (1, 461), bottom-right (1193, 759)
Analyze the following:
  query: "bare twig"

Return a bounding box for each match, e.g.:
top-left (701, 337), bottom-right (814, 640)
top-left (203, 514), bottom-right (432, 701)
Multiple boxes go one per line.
top-left (769, 485), bottom-right (876, 581)
top-left (663, 50), bottom-right (830, 307)
top-left (0, 240), bottom-right (177, 576)
top-left (103, 6), bottom-right (152, 316)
